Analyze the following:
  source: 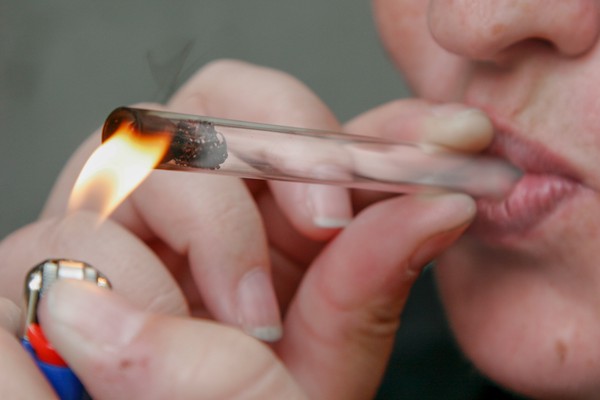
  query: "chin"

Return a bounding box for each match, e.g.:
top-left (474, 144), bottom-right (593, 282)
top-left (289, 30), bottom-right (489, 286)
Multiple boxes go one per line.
top-left (434, 234), bottom-right (600, 399)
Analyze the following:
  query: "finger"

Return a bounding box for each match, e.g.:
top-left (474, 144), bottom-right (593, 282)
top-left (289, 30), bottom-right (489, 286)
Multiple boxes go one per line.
top-left (345, 99), bottom-right (493, 152)
top-left (256, 190), bottom-right (325, 313)
top-left (169, 59), bottom-right (353, 240)
top-left (0, 298), bottom-right (56, 398)
top-left (257, 190), bottom-right (323, 267)
top-left (276, 193), bottom-right (476, 399)
top-left (129, 172), bottom-right (283, 341)
top-left (0, 212), bottom-right (187, 315)
top-left (39, 280), bottom-right (306, 400)
top-left (268, 181), bottom-right (352, 240)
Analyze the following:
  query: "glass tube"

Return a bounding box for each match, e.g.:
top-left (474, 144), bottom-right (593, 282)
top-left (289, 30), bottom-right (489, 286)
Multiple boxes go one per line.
top-left (102, 107), bottom-right (522, 198)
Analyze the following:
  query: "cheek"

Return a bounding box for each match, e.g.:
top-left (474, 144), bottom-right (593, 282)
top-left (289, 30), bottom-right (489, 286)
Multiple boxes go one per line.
top-left (435, 194), bottom-right (600, 398)
top-left (372, 0), bottom-right (469, 100)
top-left (577, 65), bottom-right (600, 151)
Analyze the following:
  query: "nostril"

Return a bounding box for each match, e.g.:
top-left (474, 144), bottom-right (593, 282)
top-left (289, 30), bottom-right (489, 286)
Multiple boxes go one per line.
top-left (499, 38), bottom-right (556, 58)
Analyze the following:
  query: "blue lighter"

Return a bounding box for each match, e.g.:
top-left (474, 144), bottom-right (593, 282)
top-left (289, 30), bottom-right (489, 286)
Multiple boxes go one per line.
top-left (21, 259), bottom-right (112, 400)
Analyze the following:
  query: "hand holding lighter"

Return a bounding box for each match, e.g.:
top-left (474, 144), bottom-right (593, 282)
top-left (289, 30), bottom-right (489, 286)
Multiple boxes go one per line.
top-left (21, 259), bottom-right (111, 400)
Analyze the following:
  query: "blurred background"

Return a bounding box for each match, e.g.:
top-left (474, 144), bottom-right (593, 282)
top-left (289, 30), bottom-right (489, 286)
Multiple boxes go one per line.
top-left (1, 1), bottom-right (522, 398)
top-left (0, 0), bottom-right (407, 237)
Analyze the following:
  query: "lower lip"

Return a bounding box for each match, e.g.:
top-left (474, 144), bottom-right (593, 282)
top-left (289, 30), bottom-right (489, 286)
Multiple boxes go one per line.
top-left (471, 173), bottom-right (581, 239)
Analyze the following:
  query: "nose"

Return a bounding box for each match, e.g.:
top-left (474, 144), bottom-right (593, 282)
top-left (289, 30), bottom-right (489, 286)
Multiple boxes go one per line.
top-left (428, 0), bottom-right (600, 60)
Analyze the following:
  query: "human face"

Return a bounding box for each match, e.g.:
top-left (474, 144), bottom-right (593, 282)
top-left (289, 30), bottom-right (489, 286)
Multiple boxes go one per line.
top-left (373, 0), bottom-right (600, 398)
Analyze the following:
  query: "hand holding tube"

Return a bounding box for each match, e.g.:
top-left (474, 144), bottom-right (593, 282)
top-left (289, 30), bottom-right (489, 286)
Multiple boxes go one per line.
top-left (0, 60), bottom-right (499, 398)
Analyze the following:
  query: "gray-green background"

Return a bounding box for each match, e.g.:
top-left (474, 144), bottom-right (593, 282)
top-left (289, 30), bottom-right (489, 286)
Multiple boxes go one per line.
top-left (1, 2), bottom-right (520, 398)
top-left (1, 0), bottom-right (406, 237)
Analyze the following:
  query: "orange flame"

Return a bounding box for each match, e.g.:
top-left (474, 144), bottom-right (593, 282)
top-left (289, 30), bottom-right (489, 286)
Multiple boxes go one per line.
top-left (68, 124), bottom-right (170, 222)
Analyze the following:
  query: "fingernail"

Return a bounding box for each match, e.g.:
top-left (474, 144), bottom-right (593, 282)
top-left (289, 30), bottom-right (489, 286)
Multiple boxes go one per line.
top-left (307, 184), bottom-right (353, 228)
top-left (43, 280), bottom-right (144, 352)
top-left (236, 269), bottom-right (283, 342)
top-left (424, 106), bottom-right (493, 151)
top-left (430, 103), bottom-right (476, 117)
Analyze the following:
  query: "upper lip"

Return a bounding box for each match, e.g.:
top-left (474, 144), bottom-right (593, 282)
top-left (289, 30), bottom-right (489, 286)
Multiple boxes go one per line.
top-left (479, 112), bottom-right (582, 183)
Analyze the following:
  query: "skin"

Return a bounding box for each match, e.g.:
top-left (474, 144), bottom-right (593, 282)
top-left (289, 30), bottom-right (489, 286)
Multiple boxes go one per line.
top-left (3, 1), bottom-right (594, 398)
top-left (373, 0), bottom-right (600, 398)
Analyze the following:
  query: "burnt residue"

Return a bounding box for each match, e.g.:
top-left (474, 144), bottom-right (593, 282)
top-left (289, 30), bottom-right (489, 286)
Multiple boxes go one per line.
top-left (170, 120), bottom-right (228, 170)
top-left (103, 107), bottom-right (228, 170)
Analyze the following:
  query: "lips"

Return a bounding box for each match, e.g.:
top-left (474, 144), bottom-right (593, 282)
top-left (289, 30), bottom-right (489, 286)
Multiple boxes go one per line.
top-left (471, 128), bottom-right (584, 239)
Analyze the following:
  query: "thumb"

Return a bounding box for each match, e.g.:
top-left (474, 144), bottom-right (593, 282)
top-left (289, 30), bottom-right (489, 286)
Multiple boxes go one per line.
top-left (345, 99), bottom-right (493, 153)
top-left (276, 193), bottom-right (476, 399)
top-left (39, 281), bottom-right (306, 400)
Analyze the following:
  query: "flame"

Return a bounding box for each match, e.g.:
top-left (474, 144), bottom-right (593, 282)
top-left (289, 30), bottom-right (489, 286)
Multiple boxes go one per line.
top-left (68, 123), bottom-right (170, 222)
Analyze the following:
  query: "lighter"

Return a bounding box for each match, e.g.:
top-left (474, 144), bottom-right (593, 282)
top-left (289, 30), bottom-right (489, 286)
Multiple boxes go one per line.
top-left (21, 259), bottom-right (111, 400)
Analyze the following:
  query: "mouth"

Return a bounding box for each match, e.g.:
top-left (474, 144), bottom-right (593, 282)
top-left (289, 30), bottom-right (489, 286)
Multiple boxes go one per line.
top-left (471, 126), bottom-right (585, 241)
